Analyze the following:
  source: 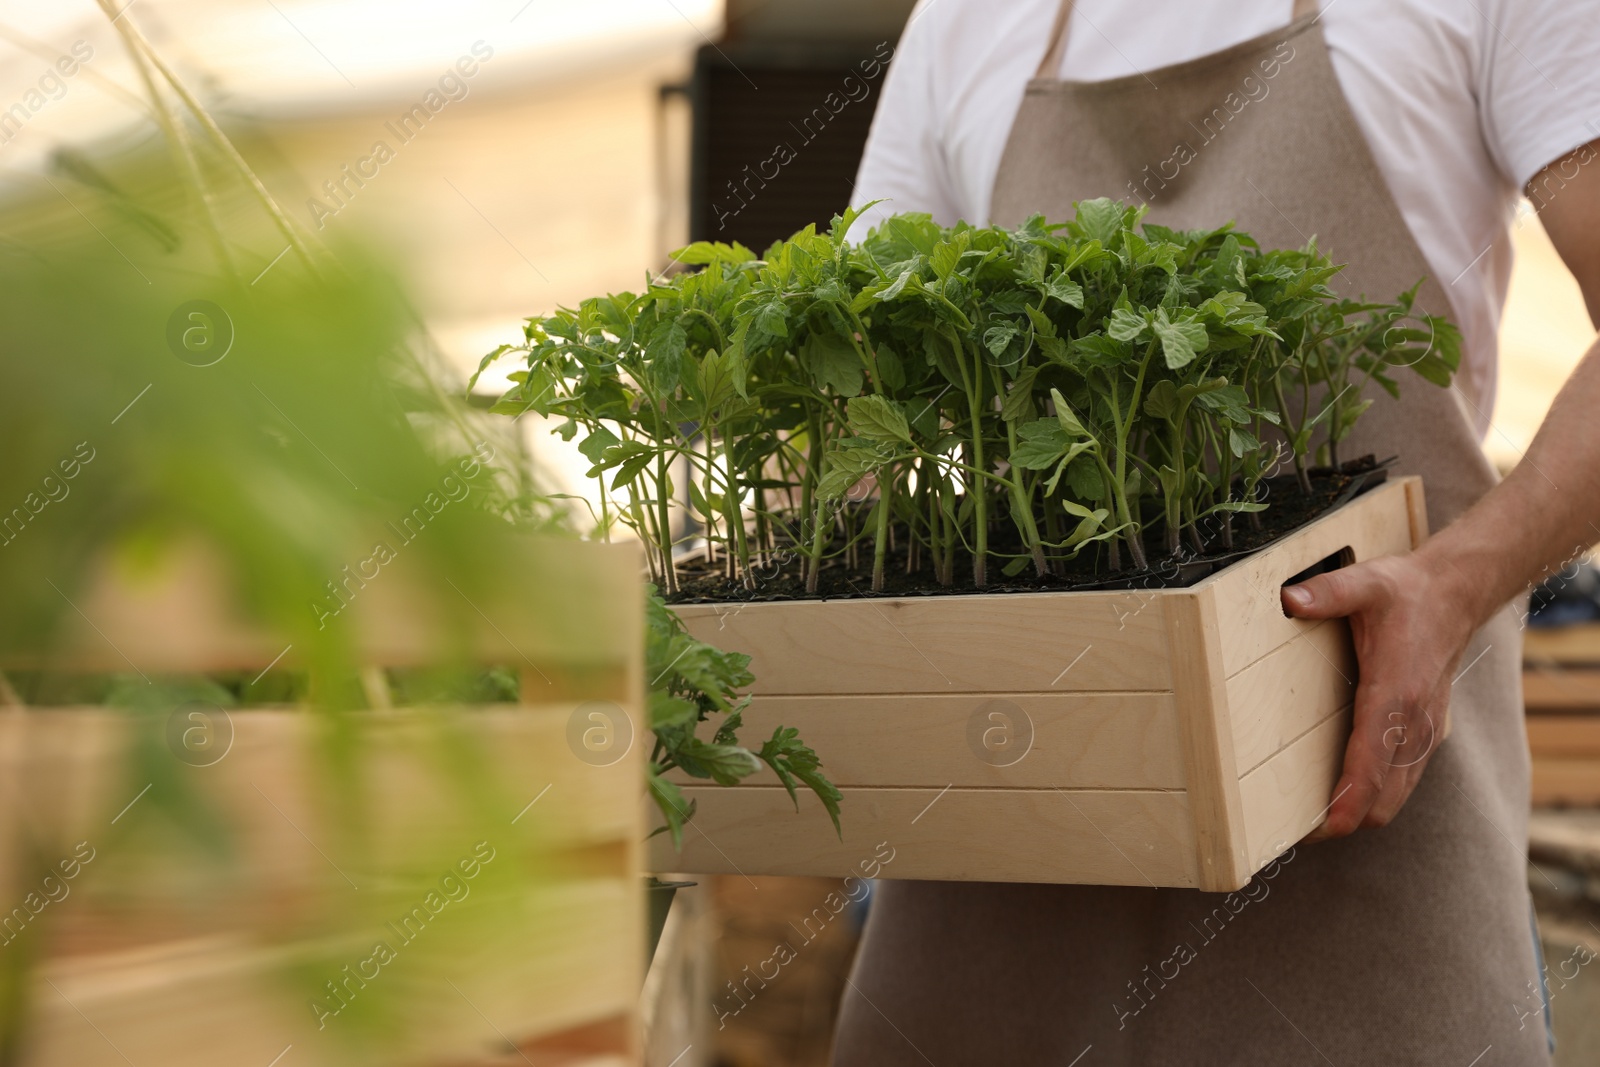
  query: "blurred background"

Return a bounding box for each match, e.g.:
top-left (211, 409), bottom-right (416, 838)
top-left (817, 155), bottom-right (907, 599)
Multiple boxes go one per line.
top-left (2, 2), bottom-right (1598, 1065)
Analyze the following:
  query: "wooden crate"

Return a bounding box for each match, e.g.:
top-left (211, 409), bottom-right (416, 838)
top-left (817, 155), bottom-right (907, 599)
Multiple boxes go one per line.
top-left (653, 477), bottom-right (1426, 892)
top-left (1522, 622), bottom-right (1600, 806)
top-left (1528, 715), bottom-right (1600, 806)
top-left (1526, 624), bottom-right (1600, 670)
top-left (0, 538), bottom-right (645, 1067)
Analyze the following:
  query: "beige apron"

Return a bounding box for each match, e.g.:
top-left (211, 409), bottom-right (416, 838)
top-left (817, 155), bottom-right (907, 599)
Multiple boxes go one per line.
top-left (832, 2), bottom-right (1543, 1063)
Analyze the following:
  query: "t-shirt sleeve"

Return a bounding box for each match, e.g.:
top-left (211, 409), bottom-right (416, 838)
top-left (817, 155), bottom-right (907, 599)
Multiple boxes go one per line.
top-left (1478, 0), bottom-right (1600, 190)
top-left (848, 0), bottom-right (963, 239)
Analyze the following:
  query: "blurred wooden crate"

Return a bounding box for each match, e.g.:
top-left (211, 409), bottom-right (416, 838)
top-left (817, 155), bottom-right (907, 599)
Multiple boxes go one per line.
top-left (0, 537), bottom-right (645, 1067)
top-left (1524, 623), bottom-right (1600, 806)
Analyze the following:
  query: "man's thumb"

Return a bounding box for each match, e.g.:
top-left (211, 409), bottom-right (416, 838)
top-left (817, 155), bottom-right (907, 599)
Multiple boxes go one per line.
top-left (1281, 571), bottom-right (1353, 619)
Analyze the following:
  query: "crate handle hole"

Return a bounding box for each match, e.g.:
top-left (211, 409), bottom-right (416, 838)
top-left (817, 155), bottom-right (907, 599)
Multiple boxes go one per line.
top-left (1280, 546), bottom-right (1355, 617)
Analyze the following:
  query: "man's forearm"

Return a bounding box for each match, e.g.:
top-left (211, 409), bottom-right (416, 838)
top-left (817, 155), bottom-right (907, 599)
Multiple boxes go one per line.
top-left (1418, 336), bottom-right (1600, 629)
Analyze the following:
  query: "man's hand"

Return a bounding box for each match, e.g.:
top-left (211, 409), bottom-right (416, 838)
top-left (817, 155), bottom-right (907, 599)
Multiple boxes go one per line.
top-left (1281, 552), bottom-right (1479, 840)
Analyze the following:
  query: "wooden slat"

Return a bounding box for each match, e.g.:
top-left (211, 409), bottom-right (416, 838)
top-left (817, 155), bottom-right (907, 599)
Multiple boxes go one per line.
top-left (1524, 669), bottom-right (1600, 711)
top-left (1527, 809), bottom-right (1600, 872)
top-left (1237, 708), bottom-right (1350, 870)
top-left (673, 590), bottom-right (1172, 695)
top-left (650, 786), bottom-right (1198, 887)
top-left (1163, 589), bottom-right (1250, 892)
top-left (1227, 618), bottom-right (1355, 773)
top-left (16, 537), bottom-right (641, 674)
top-left (1203, 478), bottom-right (1419, 677)
top-left (663, 691), bottom-right (1184, 790)
top-left (1527, 715), bottom-right (1600, 757)
top-left (0, 706), bottom-right (642, 894)
top-left (30, 880), bottom-right (637, 1067)
top-left (1403, 476), bottom-right (1431, 551)
top-left (1531, 759), bottom-right (1600, 807)
top-left (1523, 624), bottom-right (1600, 668)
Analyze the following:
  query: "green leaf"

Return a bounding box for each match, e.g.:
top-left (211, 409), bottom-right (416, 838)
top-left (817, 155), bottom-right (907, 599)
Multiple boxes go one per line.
top-left (846, 394), bottom-right (913, 444)
top-left (1194, 383), bottom-right (1251, 423)
top-left (830, 199), bottom-right (884, 244)
top-left (759, 726), bottom-right (843, 836)
top-left (1070, 333), bottom-right (1127, 367)
top-left (1050, 387), bottom-right (1090, 438)
top-left (877, 343), bottom-right (907, 391)
top-left (469, 343), bottom-right (517, 391)
top-left (698, 347), bottom-right (740, 408)
top-left (930, 232), bottom-right (970, 281)
top-left (1060, 499), bottom-right (1110, 546)
top-left (1202, 499), bottom-right (1268, 517)
top-left (1044, 271), bottom-right (1084, 308)
top-left (576, 425), bottom-right (621, 465)
top-left (675, 738), bottom-right (762, 786)
top-left (983, 323), bottom-right (1019, 358)
top-left (1075, 197), bottom-right (1124, 244)
top-left (878, 260), bottom-right (924, 301)
top-left (646, 319), bottom-right (686, 393)
top-left (754, 299), bottom-right (789, 339)
top-left (1156, 464), bottom-right (1181, 497)
top-left (816, 440), bottom-right (894, 501)
top-left (607, 446), bottom-right (657, 488)
top-left (671, 240), bottom-right (756, 266)
top-left (1001, 365), bottom-right (1042, 422)
top-left (650, 691), bottom-right (699, 731)
top-left (1143, 379), bottom-right (1179, 420)
top-left (1107, 306), bottom-right (1148, 343)
top-left (1024, 304), bottom-right (1057, 339)
top-left (687, 476), bottom-right (718, 519)
top-left (646, 768), bottom-right (693, 850)
top-left (1064, 456), bottom-right (1105, 500)
top-left (1059, 240), bottom-right (1106, 275)
top-left (1151, 311), bottom-right (1207, 369)
top-left (1227, 426), bottom-right (1262, 457)
top-left (1001, 555), bottom-right (1031, 577)
top-left (802, 332), bottom-right (865, 397)
top-left (712, 707), bottom-right (746, 747)
top-left (907, 393), bottom-right (942, 441)
top-left (1010, 418), bottom-right (1070, 470)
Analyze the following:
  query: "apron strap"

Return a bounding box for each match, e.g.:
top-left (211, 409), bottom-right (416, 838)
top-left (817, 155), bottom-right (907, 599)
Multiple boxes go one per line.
top-left (1034, 0), bottom-right (1322, 80)
top-left (1034, 0), bottom-right (1077, 79)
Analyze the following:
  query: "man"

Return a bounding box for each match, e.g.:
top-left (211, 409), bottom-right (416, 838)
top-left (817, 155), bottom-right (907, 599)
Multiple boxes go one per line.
top-left (835, 1), bottom-right (1600, 1063)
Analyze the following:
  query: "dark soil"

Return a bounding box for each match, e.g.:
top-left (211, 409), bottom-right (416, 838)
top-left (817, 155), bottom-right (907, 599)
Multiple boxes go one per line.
top-left (667, 456), bottom-right (1388, 604)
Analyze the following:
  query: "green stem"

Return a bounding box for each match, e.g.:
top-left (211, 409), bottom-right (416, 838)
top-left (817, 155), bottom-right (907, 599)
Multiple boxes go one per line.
top-left (1273, 371), bottom-right (1314, 494)
top-left (654, 449), bottom-right (678, 595)
top-left (700, 420), bottom-right (720, 570)
top-left (1165, 415), bottom-right (1185, 556)
top-left (954, 332), bottom-right (989, 588)
top-left (626, 483), bottom-right (660, 585)
top-left (720, 426), bottom-right (751, 587)
top-left (871, 469), bottom-right (892, 592)
top-left (1004, 420), bottom-right (1048, 577)
top-left (804, 414), bottom-right (828, 594)
top-left (1110, 345), bottom-right (1156, 570)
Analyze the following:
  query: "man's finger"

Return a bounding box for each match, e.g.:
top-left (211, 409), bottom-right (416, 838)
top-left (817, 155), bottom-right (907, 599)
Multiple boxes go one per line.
top-left (1307, 723), bottom-right (1394, 840)
top-left (1366, 753), bottom-right (1426, 828)
top-left (1367, 692), bottom-right (1449, 826)
top-left (1282, 565), bottom-right (1377, 621)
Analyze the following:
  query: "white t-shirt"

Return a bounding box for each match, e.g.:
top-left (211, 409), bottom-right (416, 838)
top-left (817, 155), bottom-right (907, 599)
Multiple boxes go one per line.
top-left (850, 0), bottom-right (1600, 434)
